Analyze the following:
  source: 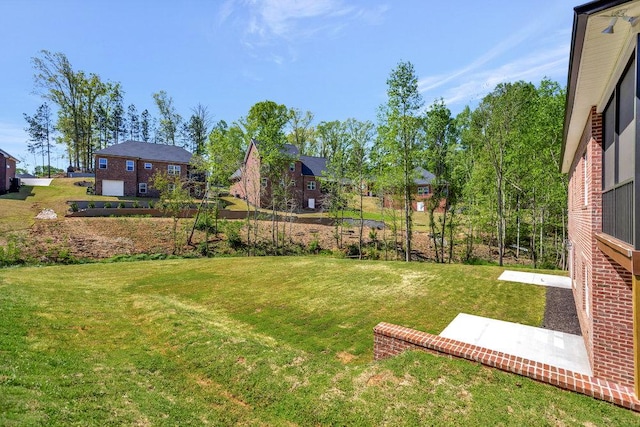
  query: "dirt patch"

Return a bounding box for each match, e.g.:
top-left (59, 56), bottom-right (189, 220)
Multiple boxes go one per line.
top-left (19, 216), bottom-right (527, 265)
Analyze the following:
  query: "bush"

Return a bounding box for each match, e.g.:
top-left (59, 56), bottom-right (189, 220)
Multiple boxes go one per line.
top-left (308, 232), bottom-right (320, 254)
top-left (104, 202), bottom-right (112, 209)
top-left (88, 201), bottom-right (96, 209)
top-left (132, 200), bottom-right (140, 208)
top-left (0, 237), bottom-right (25, 267)
top-left (118, 201), bottom-right (126, 209)
top-left (70, 202), bottom-right (79, 212)
top-left (194, 214), bottom-right (217, 233)
top-left (148, 200), bottom-right (155, 209)
top-left (222, 220), bottom-right (243, 250)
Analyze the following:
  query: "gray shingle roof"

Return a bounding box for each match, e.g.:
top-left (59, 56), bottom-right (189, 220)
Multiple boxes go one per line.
top-left (300, 155), bottom-right (327, 177)
top-left (94, 140), bottom-right (192, 163)
top-left (414, 167), bottom-right (435, 185)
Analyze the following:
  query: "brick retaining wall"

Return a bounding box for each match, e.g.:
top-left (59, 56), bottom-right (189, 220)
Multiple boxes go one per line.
top-left (373, 322), bottom-right (640, 411)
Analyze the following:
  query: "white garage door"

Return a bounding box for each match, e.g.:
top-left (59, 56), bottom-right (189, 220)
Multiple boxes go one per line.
top-left (102, 180), bottom-right (124, 196)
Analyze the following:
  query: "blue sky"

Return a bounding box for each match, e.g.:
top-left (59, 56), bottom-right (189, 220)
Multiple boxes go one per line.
top-left (0, 0), bottom-right (576, 172)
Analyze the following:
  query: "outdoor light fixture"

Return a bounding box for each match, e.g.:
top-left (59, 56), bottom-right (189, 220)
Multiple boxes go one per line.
top-left (601, 9), bottom-right (639, 34)
top-left (602, 17), bottom-right (617, 34)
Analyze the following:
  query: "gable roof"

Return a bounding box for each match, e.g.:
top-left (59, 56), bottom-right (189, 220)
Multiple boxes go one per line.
top-left (414, 167), bottom-right (435, 185)
top-left (95, 140), bottom-right (192, 163)
top-left (0, 148), bottom-right (18, 162)
top-left (562, 0), bottom-right (638, 172)
top-left (300, 155), bottom-right (327, 177)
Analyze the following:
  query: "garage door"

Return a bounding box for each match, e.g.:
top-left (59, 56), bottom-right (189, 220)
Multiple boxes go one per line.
top-left (102, 180), bottom-right (124, 196)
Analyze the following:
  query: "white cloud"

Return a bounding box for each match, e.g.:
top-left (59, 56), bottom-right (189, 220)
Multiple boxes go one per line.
top-left (433, 44), bottom-right (569, 107)
top-left (219, 0), bottom-right (388, 63)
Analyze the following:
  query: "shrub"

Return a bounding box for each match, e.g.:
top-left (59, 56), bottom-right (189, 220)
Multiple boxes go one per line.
top-left (70, 202), bottom-right (79, 212)
top-left (118, 201), bottom-right (126, 209)
top-left (308, 232), bottom-right (320, 254)
top-left (104, 202), bottom-right (112, 209)
top-left (194, 215), bottom-right (216, 233)
top-left (0, 237), bottom-right (25, 267)
top-left (222, 220), bottom-right (243, 250)
top-left (88, 201), bottom-right (96, 209)
top-left (148, 200), bottom-right (155, 209)
top-left (132, 200), bottom-right (140, 208)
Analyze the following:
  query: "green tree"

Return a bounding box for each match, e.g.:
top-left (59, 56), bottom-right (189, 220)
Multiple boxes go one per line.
top-left (345, 118), bottom-right (373, 259)
top-left (32, 50), bottom-right (110, 170)
top-left (153, 90), bottom-right (182, 145)
top-left (184, 103), bottom-right (212, 156)
top-left (150, 170), bottom-right (192, 254)
top-left (245, 100), bottom-right (292, 250)
top-left (424, 99), bottom-right (457, 263)
top-left (376, 61), bottom-right (425, 262)
top-left (127, 104), bottom-right (140, 141)
top-left (287, 108), bottom-right (315, 155)
top-left (140, 109), bottom-right (151, 142)
top-left (23, 102), bottom-right (54, 178)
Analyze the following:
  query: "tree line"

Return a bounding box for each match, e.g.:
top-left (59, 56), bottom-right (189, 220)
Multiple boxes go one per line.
top-left (27, 51), bottom-right (567, 267)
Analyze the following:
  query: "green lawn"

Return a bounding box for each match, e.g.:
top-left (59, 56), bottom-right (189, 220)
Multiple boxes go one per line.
top-left (1, 257), bottom-right (636, 425)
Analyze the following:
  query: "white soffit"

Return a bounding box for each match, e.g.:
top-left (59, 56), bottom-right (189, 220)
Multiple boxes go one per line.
top-left (563, 2), bottom-right (640, 172)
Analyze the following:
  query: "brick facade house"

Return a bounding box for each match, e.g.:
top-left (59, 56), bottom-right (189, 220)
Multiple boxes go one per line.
top-left (230, 139), bottom-right (327, 211)
top-left (94, 140), bottom-right (193, 198)
top-left (563, 0), bottom-right (640, 397)
top-left (0, 148), bottom-right (18, 195)
top-left (382, 167), bottom-right (447, 212)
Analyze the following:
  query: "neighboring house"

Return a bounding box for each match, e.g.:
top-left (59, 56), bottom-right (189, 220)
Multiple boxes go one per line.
top-left (0, 148), bottom-right (18, 194)
top-left (382, 167), bottom-right (446, 212)
top-left (562, 0), bottom-right (640, 397)
top-left (230, 139), bottom-right (327, 211)
top-left (94, 140), bottom-right (193, 197)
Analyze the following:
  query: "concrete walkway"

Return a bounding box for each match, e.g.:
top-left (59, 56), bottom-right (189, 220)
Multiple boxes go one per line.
top-left (498, 270), bottom-right (571, 289)
top-left (20, 178), bottom-right (53, 186)
top-left (440, 313), bottom-right (592, 376)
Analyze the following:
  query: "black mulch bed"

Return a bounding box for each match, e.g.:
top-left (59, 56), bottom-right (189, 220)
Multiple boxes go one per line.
top-left (542, 286), bottom-right (582, 335)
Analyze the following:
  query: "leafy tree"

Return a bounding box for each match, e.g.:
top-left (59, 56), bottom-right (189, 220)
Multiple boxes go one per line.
top-left (184, 103), bottom-right (212, 156)
top-left (153, 90), bottom-right (182, 145)
top-left (245, 100), bottom-right (292, 250)
top-left (345, 118), bottom-right (373, 259)
top-left (127, 104), bottom-right (140, 140)
top-left (150, 170), bottom-right (192, 254)
top-left (287, 108), bottom-right (315, 155)
top-left (424, 99), bottom-right (457, 263)
top-left (140, 109), bottom-right (151, 142)
top-left (376, 61), bottom-right (425, 262)
top-left (23, 102), bottom-right (54, 178)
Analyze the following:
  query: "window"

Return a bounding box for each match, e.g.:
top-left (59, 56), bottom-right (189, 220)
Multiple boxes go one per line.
top-left (417, 186), bottom-right (429, 196)
top-left (144, 162), bottom-right (152, 170)
top-left (168, 164), bottom-right (181, 175)
top-left (289, 162), bottom-right (295, 172)
top-left (307, 181), bottom-right (316, 190)
top-left (261, 178), bottom-right (268, 187)
top-left (139, 183), bottom-right (147, 194)
top-left (99, 158), bottom-right (107, 169)
top-left (602, 54), bottom-right (636, 245)
top-left (126, 160), bottom-right (135, 171)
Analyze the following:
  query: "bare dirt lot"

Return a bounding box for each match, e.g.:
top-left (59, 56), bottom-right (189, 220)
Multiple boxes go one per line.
top-left (23, 216), bottom-right (452, 261)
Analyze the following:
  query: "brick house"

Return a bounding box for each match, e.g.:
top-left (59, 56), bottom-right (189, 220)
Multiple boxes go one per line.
top-left (94, 140), bottom-right (192, 197)
top-left (230, 139), bottom-right (327, 211)
top-left (382, 167), bottom-right (447, 212)
top-left (0, 148), bottom-right (18, 195)
top-left (562, 0), bottom-right (640, 397)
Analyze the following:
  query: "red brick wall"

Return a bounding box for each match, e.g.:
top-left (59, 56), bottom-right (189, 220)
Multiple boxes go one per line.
top-left (229, 145), bottom-right (325, 211)
top-left (230, 143), bottom-right (262, 207)
top-left (95, 155), bottom-right (188, 197)
top-left (567, 106), bottom-right (635, 387)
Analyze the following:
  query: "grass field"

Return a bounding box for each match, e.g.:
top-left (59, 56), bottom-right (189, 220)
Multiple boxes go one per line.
top-left (1, 257), bottom-right (637, 425)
